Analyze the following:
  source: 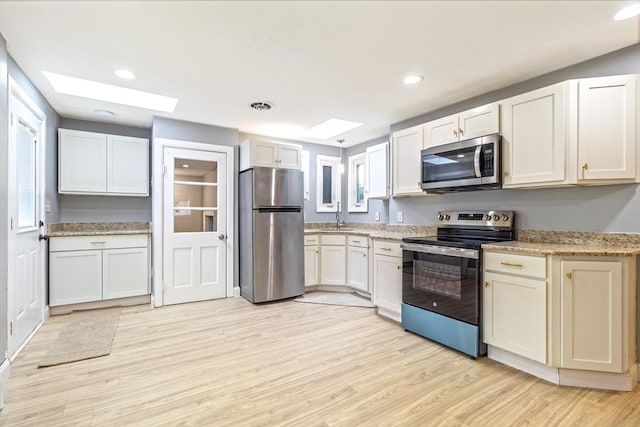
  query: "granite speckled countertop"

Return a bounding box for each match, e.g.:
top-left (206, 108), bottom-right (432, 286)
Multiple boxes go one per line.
top-left (482, 241), bottom-right (640, 257)
top-left (304, 223), bottom-right (435, 242)
top-left (48, 222), bottom-right (151, 237)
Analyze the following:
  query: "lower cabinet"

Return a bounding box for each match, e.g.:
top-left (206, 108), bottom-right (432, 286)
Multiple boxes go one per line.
top-left (347, 236), bottom-right (369, 293)
top-left (320, 234), bottom-right (346, 286)
top-left (49, 234), bottom-right (150, 307)
top-left (372, 240), bottom-right (402, 321)
top-left (304, 235), bottom-right (319, 287)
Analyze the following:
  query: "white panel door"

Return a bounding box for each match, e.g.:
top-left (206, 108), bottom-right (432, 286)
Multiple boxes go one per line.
top-left (163, 148), bottom-right (228, 305)
top-left (392, 125), bottom-right (424, 196)
top-left (58, 129), bottom-right (107, 193)
top-left (304, 245), bottom-right (319, 287)
top-left (373, 254), bottom-right (402, 317)
top-left (49, 250), bottom-right (102, 306)
top-left (348, 246), bottom-right (368, 292)
top-left (319, 246), bottom-right (346, 286)
top-left (423, 114), bottom-right (459, 147)
top-left (365, 142), bottom-right (389, 199)
top-left (103, 247), bottom-right (149, 299)
top-left (459, 103), bottom-right (500, 140)
top-left (107, 135), bottom-right (149, 195)
top-left (577, 75), bottom-right (636, 181)
top-left (7, 90), bottom-right (45, 359)
top-left (277, 144), bottom-right (302, 169)
top-left (251, 141), bottom-right (278, 167)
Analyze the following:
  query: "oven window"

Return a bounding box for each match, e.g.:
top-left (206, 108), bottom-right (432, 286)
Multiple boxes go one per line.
top-left (413, 260), bottom-right (463, 299)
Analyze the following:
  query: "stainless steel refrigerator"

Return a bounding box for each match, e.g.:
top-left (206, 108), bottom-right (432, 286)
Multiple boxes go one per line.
top-left (239, 167), bottom-right (304, 303)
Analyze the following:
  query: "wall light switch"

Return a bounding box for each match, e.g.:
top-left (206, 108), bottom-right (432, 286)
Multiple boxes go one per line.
top-left (45, 199), bottom-right (51, 213)
top-left (397, 211), bottom-right (404, 223)
top-left (375, 211), bottom-right (380, 221)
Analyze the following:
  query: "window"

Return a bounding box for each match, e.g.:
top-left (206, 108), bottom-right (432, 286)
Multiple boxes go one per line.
top-left (348, 153), bottom-right (367, 212)
top-left (316, 155), bottom-right (342, 212)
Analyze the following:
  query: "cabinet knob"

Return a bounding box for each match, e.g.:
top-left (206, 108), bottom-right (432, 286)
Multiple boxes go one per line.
top-left (458, 128), bottom-right (464, 136)
top-left (582, 163), bottom-right (588, 170)
top-left (363, 253), bottom-right (366, 258)
top-left (566, 272), bottom-right (573, 279)
top-left (504, 171), bottom-right (509, 177)
top-left (484, 281), bottom-right (489, 288)
top-left (453, 129), bottom-right (458, 136)
top-left (315, 250), bottom-right (319, 254)
top-left (397, 265), bottom-right (401, 270)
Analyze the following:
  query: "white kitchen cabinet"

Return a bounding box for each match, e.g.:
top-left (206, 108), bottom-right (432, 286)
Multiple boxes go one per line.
top-left (501, 83), bottom-right (569, 187)
top-left (500, 74), bottom-right (638, 189)
top-left (423, 103), bottom-right (500, 148)
top-left (347, 236), bottom-right (369, 293)
top-left (239, 139), bottom-right (302, 171)
top-left (372, 240), bottom-right (402, 321)
top-left (557, 259), bottom-right (624, 373)
top-left (49, 234), bottom-right (150, 307)
top-left (319, 234), bottom-right (346, 286)
top-left (391, 125), bottom-right (424, 196)
top-left (301, 150), bottom-right (310, 200)
top-left (365, 142), bottom-right (389, 199)
top-left (58, 129), bottom-right (149, 196)
top-left (304, 234), bottom-right (319, 287)
top-left (483, 251), bottom-right (547, 363)
top-left (576, 75), bottom-right (637, 182)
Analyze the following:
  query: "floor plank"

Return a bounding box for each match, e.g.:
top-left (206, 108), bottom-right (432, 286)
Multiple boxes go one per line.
top-left (1, 298), bottom-right (639, 426)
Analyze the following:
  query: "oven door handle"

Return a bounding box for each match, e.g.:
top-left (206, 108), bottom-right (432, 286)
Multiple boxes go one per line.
top-left (473, 146), bottom-right (482, 178)
top-left (401, 243), bottom-right (479, 259)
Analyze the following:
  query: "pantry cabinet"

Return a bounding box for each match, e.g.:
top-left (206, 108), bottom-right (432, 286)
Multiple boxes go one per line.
top-left (483, 252), bottom-right (547, 363)
top-left (423, 103), bottom-right (500, 147)
top-left (59, 129), bottom-right (149, 196)
top-left (372, 240), bottom-right (402, 321)
top-left (239, 139), bottom-right (302, 171)
top-left (304, 234), bottom-right (319, 287)
top-left (501, 74), bottom-right (638, 188)
top-left (49, 234), bottom-right (150, 306)
top-left (391, 125), bottom-right (424, 196)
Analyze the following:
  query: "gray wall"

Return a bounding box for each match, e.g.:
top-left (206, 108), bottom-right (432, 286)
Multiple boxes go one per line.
top-left (57, 118), bottom-right (151, 222)
top-left (0, 33), bottom-right (8, 375)
top-left (358, 42), bottom-right (640, 232)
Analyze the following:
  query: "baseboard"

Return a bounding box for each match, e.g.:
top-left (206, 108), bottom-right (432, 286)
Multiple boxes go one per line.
top-left (50, 295), bottom-right (151, 316)
top-left (488, 346), bottom-right (559, 385)
top-left (0, 359), bottom-right (11, 410)
top-left (233, 286), bottom-right (240, 297)
top-left (313, 285), bottom-right (354, 293)
top-left (376, 304), bottom-right (401, 323)
top-left (559, 365), bottom-right (637, 391)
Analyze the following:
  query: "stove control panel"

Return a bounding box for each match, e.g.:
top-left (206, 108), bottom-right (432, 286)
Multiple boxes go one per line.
top-left (436, 210), bottom-right (515, 228)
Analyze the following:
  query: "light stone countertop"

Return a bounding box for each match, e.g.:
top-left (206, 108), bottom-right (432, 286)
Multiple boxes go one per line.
top-left (48, 222), bottom-right (151, 237)
top-left (304, 223), bottom-right (434, 242)
top-left (482, 241), bottom-right (640, 257)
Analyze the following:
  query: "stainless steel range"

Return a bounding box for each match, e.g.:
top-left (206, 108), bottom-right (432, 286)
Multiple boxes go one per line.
top-left (401, 210), bottom-right (515, 358)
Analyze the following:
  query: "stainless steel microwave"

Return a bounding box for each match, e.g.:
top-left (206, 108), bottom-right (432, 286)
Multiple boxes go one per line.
top-left (421, 133), bottom-right (501, 194)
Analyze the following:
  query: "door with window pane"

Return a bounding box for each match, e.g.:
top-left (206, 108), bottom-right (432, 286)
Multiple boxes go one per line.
top-left (163, 148), bottom-right (227, 305)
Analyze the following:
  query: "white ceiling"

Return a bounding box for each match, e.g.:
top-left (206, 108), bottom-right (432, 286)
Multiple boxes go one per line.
top-left (0, 1), bottom-right (638, 147)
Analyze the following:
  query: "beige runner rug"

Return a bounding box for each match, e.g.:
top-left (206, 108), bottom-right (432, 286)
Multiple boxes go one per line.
top-left (295, 291), bottom-right (376, 308)
top-left (39, 307), bottom-right (121, 367)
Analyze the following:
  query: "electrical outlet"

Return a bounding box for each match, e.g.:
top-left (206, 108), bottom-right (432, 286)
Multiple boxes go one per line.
top-left (45, 200), bottom-right (51, 213)
top-left (397, 211), bottom-right (404, 223)
top-left (375, 211), bottom-right (380, 221)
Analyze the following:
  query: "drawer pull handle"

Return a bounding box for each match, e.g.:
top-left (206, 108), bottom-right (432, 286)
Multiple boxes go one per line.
top-left (90, 241), bottom-right (106, 245)
top-left (397, 265), bottom-right (401, 270)
top-left (352, 240), bottom-right (361, 243)
top-left (484, 281), bottom-right (489, 288)
top-left (500, 261), bottom-right (523, 268)
top-left (381, 247), bottom-right (392, 251)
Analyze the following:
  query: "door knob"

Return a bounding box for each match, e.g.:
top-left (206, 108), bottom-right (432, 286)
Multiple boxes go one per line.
top-left (39, 234), bottom-right (49, 241)
top-left (218, 234), bottom-right (226, 240)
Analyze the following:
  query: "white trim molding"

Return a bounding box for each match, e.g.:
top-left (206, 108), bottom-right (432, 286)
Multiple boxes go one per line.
top-left (0, 358), bottom-right (11, 409)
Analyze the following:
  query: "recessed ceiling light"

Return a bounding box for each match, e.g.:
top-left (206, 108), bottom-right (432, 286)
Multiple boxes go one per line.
top-left (94, 109), bottom-right (115, 117)
top-left (614, 3), bottom-right (640, 20)
top-left (304, 119), bottom-right (363, 140)
top-left (43, 71), bottom-right (178, 112)
top-left (115, 69), bottom-right (136, 80)
top-left (403, 74), bottom-right (424, 85)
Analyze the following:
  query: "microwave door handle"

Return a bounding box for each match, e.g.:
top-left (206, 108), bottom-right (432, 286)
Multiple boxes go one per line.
top-left (473, 146), bottom-right (482, 178)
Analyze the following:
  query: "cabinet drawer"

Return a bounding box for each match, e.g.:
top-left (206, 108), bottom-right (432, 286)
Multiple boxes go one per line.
top-left (50, 234), bottom-right (149, 252)
top-left (484, 251), bottom-right (546, 278)
top-left (320, 234), bottom-right (346, 245)
top-left (348, 235), bottom-right (368, 248)
top-left (304, 235), bottom-right (319, 246)
top-left (373, 240), bottom-right (402, 258)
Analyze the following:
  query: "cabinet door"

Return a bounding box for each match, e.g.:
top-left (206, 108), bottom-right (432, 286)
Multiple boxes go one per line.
top-left (251, 141), bottom-right (278, 167)
top-left (49, 250), bottom-right (102, 306)
top-left (365, 142), bottom-right (389, 199)
top-left (304, 245), bottom-right (319, 287)
top-left (483, 271), bottom-right (547, 363)
top-left (277, 144), bottom-right (302, 169)
top-left (103, 247), bottom-right (149, 299)
top-left (423, 114), bottom-right (459, 147)
top-left (501, 83), bottom-right (568, 187)
top-left (373, 254), bottom-right (402, 317)
top-left (459, 103), bottom-right (500, 140)
top-left (320, 245), bottom-right (346, 286)
top-left (577, 75), bottom-right (637, 181)
top-left (107, 135), bottom-right (149, 195)
top-left (560, 260), bottom-right (623, 372)
top-left (58, 129), bottom-right (107, 193)
top-left (392, 125), bottom-right (424, 196)
top-left (348, 246), bottom-right (368, 293)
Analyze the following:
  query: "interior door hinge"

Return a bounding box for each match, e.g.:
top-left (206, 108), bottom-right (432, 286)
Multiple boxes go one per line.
top-left (10, 113), bottom-right (13, 127)
top-left (9, 322), bottom-right (13, 336)
top-left (163, 165), bottom-right (166, 176)
top-left (10, 217), bottom-right (13, 231)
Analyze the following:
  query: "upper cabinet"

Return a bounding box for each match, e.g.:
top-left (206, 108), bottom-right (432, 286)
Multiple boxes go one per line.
top-left (58, 129), bottom-right (149, 196)
top-left (423, 103), bottom-right (500, 148)
top-left (501, 74), bottom-right (638, 189)
top-left (365, 141), bottom-right (390, 199)
top-left (239, 139), bottom-right (302, 171)
top-left (391, 125), bottom-right (424, 196)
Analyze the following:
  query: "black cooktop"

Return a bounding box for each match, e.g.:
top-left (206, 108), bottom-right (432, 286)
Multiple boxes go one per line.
top-left (402, 235), bottom-right (504, 250)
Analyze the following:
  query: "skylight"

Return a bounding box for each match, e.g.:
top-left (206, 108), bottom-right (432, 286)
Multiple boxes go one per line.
top-left (304, 119), bottom-right (363, 140)
top-left (42, 71), bottom-right (178, 112)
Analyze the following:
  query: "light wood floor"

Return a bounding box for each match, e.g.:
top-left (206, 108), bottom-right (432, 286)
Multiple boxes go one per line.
top-left (2, 298), bottom-right (640, 426)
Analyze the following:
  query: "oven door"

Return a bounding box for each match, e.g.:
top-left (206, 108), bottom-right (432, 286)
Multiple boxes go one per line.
top-left (401, 243), bottom-right (480, 325)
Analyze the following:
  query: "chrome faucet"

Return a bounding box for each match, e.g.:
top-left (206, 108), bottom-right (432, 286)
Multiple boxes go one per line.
top-left (335, 201), bottom-right (345, 229)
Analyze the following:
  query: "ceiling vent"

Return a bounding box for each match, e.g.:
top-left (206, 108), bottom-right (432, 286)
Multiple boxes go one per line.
top-left (249, 101), bottom-right (273, 111)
